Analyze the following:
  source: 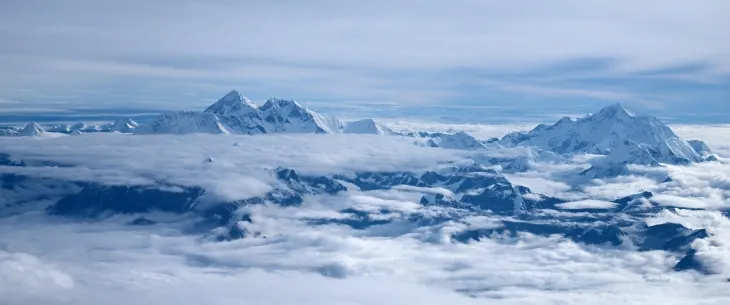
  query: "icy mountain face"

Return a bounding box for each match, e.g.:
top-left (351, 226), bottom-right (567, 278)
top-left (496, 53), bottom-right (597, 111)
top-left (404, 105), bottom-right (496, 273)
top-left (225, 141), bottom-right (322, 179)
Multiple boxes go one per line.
top-left (204, 90), bottom-right (259, 117)
top-left (17, 122), bottom-right (45, 136)
top-left (343, 119), bottom-right (393, 135)
top-left (581, 140), bottom-right (663, 177)
top-left (258, 98), bottom-right (343, 134)
top-left (428, 131), bottom-right (485, 150)
top-left (201, 91), bottom-right (344, 134)
top-left (203, 90), bottom-right (264, 134)
top-left (505, 103), bottom-right (704, 165)
top-left (110, 118), bottom-right (139, 133)
top-left (135, 111), bottom-right (229, 135)
top-left (499, 131), bottom-right (532, 146)
top-left (46, 124), bottom-right (71, 133)
top-left (687, 140), bottom-right (712, 157)
top-left (69, 122), bottom-right (87, 133)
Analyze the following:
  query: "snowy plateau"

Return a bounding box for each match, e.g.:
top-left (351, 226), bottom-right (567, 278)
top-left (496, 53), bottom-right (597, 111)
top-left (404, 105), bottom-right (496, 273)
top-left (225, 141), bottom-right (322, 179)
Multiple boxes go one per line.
top-left (1, 91), bottom-right (730, 305)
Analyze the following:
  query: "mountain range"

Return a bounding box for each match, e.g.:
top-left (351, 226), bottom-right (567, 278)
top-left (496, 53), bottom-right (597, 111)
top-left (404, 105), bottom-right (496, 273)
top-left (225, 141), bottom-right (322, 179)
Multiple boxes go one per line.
top-left (0, 95), bottom-right (725, 276)
top-left (0, 91), bottom-right (718, 176)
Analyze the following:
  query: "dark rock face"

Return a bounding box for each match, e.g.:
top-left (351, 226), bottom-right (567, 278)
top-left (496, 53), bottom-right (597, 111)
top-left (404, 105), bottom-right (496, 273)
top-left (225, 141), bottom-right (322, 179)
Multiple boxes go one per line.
top-left (336, 166), bottom-right (561, 216)
top-left (342, 171), bottom-right (426, 191)
top-left (640, 223), bottom-right (708, 252)
top-left (419, 193), bottom-right (462, 208)
top-left (453, 220), bottom-right (707, 253)
top-left (49, 185), bottom-right (206, 217)
top-left (1, 173), bottom-right (82, 208)
top-left (309, 208), bottom-right (394, 230)
top-left (452, 220), bottom-right (630, 246)
top-left (674, 249), bottom-right (711, 274)
top-left (129, 217), bottom-right (157, 226)
top-left (0, 153), bottom-right (15, 166)
top-left (276, 167), bottom-right (347, 195)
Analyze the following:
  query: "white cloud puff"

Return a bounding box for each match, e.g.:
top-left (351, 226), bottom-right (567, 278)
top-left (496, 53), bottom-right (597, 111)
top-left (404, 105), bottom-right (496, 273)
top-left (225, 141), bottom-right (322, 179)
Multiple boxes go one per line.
top-left (556, 200), bottom-right (617, 210)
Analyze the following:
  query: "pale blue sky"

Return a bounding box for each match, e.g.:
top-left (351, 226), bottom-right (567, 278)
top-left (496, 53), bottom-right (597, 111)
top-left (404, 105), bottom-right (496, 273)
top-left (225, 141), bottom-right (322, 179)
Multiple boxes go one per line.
top-left (1, 0), bottom-right (728, 123)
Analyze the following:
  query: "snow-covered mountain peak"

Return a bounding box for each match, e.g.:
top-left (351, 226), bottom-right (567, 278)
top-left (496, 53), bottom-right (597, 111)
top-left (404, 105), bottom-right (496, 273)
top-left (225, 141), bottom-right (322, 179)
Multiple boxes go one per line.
top-left (111, 118), bottom-right (139, 132)
top-left (343, 119), bottom-right (393, 135)
top-left (503, 103), bottom-right (703, 165)
top-left (593, 103), bottom-right (633, 120)
top-left (18, 122), bottom-right (45, 136)
top-left (556, 116), bottom-right (574, 125)
top-left (140, 92), bottom-right (346, 135)
top-left (204, 90), bottom-right (258, 117)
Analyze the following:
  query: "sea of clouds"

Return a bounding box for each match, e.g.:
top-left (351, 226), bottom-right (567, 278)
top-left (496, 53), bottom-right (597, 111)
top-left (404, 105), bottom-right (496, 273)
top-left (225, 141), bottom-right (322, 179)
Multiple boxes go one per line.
top-left (1, 124), bottom-right (730, 304)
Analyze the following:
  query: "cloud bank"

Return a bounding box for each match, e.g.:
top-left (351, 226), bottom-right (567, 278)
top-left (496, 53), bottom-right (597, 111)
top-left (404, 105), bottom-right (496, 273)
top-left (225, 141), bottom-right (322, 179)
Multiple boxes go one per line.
top-left (1, 125), bottom-right (730, 304)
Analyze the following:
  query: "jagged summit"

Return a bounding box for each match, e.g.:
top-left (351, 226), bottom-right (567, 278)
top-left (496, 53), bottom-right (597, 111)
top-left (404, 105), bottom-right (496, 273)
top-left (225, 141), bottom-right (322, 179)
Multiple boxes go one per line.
top-left (137, 90), bottom-right (344, 135)
top-left (18, 122), bottom-right (44, 136)
top-left (343, 119), bottom-right (393, 135)
top-left (204, 90), bottom-right (258, 117)
top-left (593, 103), bottom-right (633, 119)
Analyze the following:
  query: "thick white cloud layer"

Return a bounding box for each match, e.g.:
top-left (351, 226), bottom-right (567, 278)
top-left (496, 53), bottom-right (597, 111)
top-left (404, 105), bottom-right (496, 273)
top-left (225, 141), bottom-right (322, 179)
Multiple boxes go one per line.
top-left (2, 125), bottom-right (730, 304)
top-left (556, 200), bottom-right (616, 210)
top-left (0, 133), bottom-right (464, 201)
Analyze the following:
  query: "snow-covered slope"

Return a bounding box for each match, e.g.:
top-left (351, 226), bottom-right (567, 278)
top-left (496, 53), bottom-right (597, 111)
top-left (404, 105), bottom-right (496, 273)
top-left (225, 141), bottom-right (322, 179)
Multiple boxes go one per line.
top-left (46, 124), bottom-right (71, 133)
top-left (687, 140), bottom-right (712, 157)
top-left (428, 131), bottom-right (485, 150)
top-left (258, 98), bottom-right (343, 134)
top-left (17, 122), bottom-right (45, 136)
top-left (343, 119), bottom-right (393, 135)
top-left (110, 118), bottom-right (139, 133)
top-left (135, 111), bottom-right (229, 135)
top-left (504, 103), bottom-right (703, 165)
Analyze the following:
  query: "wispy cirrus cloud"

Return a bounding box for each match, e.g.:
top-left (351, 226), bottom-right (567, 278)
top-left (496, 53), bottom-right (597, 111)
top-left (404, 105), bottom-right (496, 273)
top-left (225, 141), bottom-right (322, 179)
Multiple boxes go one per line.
top-left (0, 0), bottom-right (728, 121)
